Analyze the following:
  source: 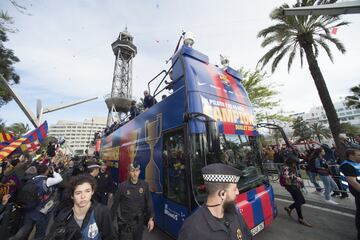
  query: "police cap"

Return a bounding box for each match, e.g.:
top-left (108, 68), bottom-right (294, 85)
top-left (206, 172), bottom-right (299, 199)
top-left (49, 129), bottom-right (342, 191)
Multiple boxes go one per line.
top-left (201, 163), bottom-right (242, 183)
top-left (86, 159), bottom-right (100, 169)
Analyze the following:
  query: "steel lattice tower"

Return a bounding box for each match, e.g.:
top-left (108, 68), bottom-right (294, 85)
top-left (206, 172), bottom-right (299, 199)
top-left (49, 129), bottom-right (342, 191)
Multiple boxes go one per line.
top-left (105, 28), bottom-right (137, 126)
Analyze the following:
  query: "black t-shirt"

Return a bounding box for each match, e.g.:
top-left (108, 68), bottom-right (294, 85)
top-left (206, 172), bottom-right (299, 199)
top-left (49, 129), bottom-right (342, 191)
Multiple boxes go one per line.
top-left (340, 162), bottom-right (360, 199)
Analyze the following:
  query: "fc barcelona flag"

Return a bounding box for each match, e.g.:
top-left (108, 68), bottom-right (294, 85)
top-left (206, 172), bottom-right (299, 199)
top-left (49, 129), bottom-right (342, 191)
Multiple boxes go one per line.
top-left (0, 121), bottom-right (48, 162)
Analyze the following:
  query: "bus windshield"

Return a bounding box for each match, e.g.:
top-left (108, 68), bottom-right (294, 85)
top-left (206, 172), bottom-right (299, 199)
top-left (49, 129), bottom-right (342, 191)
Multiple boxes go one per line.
top-left (217, 134), bottom-right (264, 191)
top-left (190, 133), bottom-right (265, 205)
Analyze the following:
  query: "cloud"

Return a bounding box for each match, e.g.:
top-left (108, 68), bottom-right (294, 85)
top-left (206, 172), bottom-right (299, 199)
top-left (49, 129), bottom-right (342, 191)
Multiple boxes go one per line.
top-left (2, 0), bottom-right (360, 127)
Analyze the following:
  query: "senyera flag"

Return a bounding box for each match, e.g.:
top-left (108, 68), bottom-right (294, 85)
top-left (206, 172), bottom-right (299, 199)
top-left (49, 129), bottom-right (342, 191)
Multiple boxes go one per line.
top-left (0, 121), bottom-right (48, 162)
top-left (0, 132), bottom-right (15, 143)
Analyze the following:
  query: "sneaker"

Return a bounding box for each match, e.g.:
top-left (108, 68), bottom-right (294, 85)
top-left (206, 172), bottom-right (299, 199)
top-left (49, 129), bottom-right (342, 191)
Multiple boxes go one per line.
top-left (325, 199), bottom-right (339, 205)
top-left (284, 207), bottom-right (292, 217)
top-left (340, 195), bottom-right (349, 199)
top-left (298, 219), bottom-right (313, 228)
top-left (331, 192), bottom-right (340, 197)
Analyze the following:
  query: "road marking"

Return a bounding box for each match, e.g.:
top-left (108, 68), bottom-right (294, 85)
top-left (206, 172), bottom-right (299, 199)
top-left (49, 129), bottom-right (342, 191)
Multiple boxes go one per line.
top-left (275, 198), bottom-right (355, 218)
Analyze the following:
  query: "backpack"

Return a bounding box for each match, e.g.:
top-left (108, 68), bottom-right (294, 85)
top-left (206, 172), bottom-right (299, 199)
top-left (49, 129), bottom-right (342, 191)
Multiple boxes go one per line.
top-left (16, 177), bottom-right (45, 209)
top-left (279, 170), bottom-right (286, 187)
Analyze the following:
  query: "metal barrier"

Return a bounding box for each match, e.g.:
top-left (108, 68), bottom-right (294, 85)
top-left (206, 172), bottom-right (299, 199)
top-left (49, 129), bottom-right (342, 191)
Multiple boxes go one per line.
top-left (262, 161), bottom-right (348, 194)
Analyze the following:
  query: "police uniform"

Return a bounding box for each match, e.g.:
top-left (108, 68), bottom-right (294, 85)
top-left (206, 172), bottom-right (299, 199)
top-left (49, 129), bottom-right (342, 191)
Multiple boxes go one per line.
top-left (340, 159), bottom-right (360, 240)
top-left (95, 170), bottom-right (115, 205)
top-left (111, 162), bottom-right (154, 240)
top-left (178, 163), bottom-right (253, 240)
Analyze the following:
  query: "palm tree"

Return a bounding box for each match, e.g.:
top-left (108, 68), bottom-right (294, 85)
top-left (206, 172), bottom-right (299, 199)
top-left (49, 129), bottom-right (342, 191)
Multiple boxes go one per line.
top-left (340, 122), bottom-right (360, 138)
top-left (6, 122), bottom-right (29, 137)
top-left (310, 122), bottom-right (331, 142)
top-left (292, 117), bottom-right (312, 141)
top-left (257, 0), bottom-right (349, 158)
top-left (0, 118), bottom-right (5, 131)
top-left (345, 84), bottom-right (360, 109)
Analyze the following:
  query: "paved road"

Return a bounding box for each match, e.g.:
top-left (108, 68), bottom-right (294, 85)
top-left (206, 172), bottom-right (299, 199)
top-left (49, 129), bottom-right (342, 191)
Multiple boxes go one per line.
top-left (256, 199), bottom-right (356, 240)
top-left (143, 199), bottom-right (357, 240)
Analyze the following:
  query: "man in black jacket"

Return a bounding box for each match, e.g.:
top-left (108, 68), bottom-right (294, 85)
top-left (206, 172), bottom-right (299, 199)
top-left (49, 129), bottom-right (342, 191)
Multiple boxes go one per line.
top-left (111, 161), bottom-right (155, 240)
top-left (178, 163), bottom-right (253, 240)
top-left (95, 162), bottom-right (115, 205)
top-left (47, 174), bottom-right (116, 240)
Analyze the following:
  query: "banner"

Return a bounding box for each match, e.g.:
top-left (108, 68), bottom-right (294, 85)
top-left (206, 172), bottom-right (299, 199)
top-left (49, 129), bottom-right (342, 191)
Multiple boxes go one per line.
top-left (0, 137), bottom-right (27, 162)
top-left (0, 121), bottom-right (48, 161)
top-left (0, 132), bottom-right (15, 143)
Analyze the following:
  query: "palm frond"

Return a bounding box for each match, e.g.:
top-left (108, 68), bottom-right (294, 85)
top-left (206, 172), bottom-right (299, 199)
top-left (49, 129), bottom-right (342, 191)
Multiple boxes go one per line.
top-left (319, 33), bottom-right (346, 54)
top-left (271, 45), bottom-right (291, 73)
top-left (315, 38), bottom-right (333, 62)
top-left (257, 43), bottom-right (286, 69)
top-left (257, 24), bottom-right (291, 38)
top-left (312, 22), bottom-right (331, 35)
top-left (261, 35), bottom-right (278, 48)
top-left (287, 44), bottom-right (297, 72)
top-left (330, 21), bottom-right (350, 28)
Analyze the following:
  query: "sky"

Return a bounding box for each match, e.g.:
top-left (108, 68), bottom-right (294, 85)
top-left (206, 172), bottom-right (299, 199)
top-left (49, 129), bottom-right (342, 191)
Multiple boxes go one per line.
top-left (1, 0), bottom-right (359, 128)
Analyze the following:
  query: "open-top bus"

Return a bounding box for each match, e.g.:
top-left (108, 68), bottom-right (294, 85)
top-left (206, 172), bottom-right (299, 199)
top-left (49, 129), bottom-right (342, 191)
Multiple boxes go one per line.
top-left (100, 38), bottom-right (277, 238)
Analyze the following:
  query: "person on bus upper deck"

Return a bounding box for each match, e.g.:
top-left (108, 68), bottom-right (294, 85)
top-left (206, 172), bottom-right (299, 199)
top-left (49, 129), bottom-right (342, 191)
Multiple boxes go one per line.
top-left (129, 100), bottom-right (140, 120)
top-left (143, 90), bottom-right (157, 110)
top-left (178, 163), bottom-right (253, 240)
top-left (111, 160), bottom-right (155, 240)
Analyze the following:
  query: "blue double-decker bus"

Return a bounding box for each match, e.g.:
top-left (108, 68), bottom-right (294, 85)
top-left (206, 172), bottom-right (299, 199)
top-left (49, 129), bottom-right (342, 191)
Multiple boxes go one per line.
top-left (100, 38), bottom-right (276, 238)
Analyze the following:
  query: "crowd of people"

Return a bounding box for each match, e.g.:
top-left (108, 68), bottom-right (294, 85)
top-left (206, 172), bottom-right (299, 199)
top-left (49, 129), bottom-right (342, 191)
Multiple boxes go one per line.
top-left (263, 133), bottom-right (360, 238)
top-left (0, 142), bottom-right (155, 240)
top-left (104, 91), bottom-right (159, 137)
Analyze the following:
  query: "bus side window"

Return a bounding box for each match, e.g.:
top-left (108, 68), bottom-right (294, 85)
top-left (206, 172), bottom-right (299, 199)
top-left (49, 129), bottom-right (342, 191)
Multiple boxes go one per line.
top-left (163, 130), bottom-right (187, 204)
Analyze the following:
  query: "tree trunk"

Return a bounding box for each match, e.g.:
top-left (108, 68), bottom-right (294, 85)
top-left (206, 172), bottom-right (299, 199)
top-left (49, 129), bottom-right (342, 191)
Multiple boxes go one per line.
top-left (302, 43), bottom-right (345, 159)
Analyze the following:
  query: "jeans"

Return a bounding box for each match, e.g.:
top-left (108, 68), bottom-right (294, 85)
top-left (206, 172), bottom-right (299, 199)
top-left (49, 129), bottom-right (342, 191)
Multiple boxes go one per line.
top-left (319, 175), bottom-right (339, 200)
top-left (307, 171), bottom-right (322, 192)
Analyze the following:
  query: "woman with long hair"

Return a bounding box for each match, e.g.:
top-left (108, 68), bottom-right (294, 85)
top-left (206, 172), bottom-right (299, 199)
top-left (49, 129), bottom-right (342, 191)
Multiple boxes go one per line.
top-left (282, 156), bottom-right (312, 227)
top-left (314, 148), bottom-right (339, 205)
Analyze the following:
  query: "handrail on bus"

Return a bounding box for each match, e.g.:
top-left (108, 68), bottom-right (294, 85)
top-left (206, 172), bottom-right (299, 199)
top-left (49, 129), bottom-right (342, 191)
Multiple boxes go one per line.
top-left (148, 70), bottom-right (167, 95)
top-left (257, 122), bottom-right (291, 148)
top-left (148, 56), bottom-right (180, 100)
top-left (183, 112), bottom-right (216, 123)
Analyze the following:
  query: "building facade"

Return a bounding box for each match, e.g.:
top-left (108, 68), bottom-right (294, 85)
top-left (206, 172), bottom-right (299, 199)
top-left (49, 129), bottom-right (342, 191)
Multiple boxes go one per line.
top-left (297, 101), bottom-right (360, 127)
top-left (49, 117), bottom-right (106, 155)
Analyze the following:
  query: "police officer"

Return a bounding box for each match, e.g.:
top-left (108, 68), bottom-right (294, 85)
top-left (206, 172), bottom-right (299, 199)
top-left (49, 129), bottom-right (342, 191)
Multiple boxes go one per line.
top-left (111, 161), bottom-right (155, 240)
top-left (178, 163), bottom-right (253, 240)
top-left (340, 148), bottom-right (360, 240)
top-left (95, 161), bottom-right (115, 205)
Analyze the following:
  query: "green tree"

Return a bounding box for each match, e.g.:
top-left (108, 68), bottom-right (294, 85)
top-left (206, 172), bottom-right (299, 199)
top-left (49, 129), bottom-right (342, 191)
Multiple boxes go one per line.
top-left (310, 122), bottom-right (331, 142)
top-left (0, 11), bottom-right (20, 108)
top-left (37, 135), bottom-right (57, 154)
top-left (340, 122), bottom-right (360, 138)
top-left (257, 0), bottom-right (349, 158)
top-left (345, 84), bottom-right (360, 109)
top-left (239, 68), bottom-right (291, 123)
top-left (0, 118), bottom-right (5, 131)
top-left (6, 122), bottom-right (29, 137)
top-left (292, 117), bottom-right (312, 141)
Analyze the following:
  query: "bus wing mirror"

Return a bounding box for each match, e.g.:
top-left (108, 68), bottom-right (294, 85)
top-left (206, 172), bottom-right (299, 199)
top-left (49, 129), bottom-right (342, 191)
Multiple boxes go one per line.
top-left (206, 120), bottom-right (219, 152)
